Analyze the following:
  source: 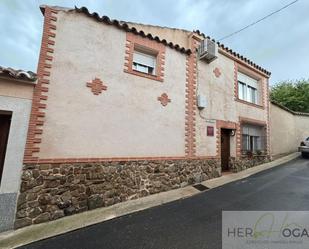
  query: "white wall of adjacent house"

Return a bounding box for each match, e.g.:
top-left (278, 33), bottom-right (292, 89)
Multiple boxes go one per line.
top-left (0, 78), bottom-right (33, 193)
top-left (37, 11), bottom-right (187, 159)
top-left (295, 115), bottom-right (309, 145)
top-left (270, 103), bottom-right (309, 157)
top-left (0, 77), bottom-right (34, 232)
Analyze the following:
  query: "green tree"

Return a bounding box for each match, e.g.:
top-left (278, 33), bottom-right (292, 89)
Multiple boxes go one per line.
top-left (270, 79), bottom-right (309, 113)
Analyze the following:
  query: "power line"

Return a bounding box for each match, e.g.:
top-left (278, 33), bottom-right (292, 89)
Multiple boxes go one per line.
top-left (218, 0), bottom-right (299, 41)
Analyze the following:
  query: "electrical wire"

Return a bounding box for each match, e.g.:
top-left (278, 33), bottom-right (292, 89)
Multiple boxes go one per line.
top-left (218, 0), bottom-right (299, 41)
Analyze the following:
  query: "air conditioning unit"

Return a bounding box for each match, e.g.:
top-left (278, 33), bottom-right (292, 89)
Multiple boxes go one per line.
top-left (198, 38), bottom-right (218, 63)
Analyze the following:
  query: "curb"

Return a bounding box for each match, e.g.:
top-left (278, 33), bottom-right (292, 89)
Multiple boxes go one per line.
top-left (0, 186), bottom-right (200, 249)
top-left (203, 152), bottom-right (300, 189)
top-left (0, 152), bottom-right (300, 249)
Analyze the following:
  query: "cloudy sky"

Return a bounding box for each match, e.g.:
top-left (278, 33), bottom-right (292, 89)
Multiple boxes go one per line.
top-left (0, 0), bottom-right (308, 85)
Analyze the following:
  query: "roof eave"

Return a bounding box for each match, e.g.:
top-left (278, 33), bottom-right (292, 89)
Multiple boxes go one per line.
top-left (73, 6), bottom-right (191, 55)
top-left (39, 5), bottom-right (47, 15)
top-left (271, 101), bottom-right (309, 116)
top-left (219, 49), bottom-right (271, 78)
top-left (0, 75), bottom-right (37, 85)
top-left (39, 5), bottom-right (71, 16)
top-left (0, 66), bottom-right (37, 83)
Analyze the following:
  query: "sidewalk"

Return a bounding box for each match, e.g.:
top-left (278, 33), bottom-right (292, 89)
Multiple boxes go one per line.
top-left (0, 152), bottom-right (300, 249)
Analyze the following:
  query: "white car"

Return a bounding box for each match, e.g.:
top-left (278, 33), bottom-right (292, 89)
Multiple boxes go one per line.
top-left (299, 137), bottom-right (309, 157)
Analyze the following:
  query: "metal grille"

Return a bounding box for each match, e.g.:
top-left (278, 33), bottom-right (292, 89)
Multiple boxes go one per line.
top-left (193, 184), bottom-right (209, 192)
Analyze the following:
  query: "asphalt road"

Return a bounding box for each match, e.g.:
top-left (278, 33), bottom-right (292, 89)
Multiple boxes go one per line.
top-left (19, 157), bottom-right (309, 249)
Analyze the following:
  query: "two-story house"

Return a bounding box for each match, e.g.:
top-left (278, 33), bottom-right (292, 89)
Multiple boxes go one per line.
top-left (14, 5), bottom-right (271, 229)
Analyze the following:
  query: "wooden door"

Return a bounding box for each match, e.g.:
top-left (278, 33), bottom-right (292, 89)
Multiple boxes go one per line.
top-left (0, 114), bottom-right (11, 184)
top-left (221, 129), bottom-right (230, 171)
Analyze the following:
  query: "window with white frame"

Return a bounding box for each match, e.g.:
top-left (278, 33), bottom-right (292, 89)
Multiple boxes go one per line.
top-left (132, 49), bottom-right (157, 75)
top-left (238, 72), bottom-right (259, 105)
top-left (241, 124), bottom-right (266, 153)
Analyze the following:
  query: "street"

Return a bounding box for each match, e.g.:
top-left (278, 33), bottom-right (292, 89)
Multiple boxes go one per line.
top-left (19, 157), bottom-right (309, 249)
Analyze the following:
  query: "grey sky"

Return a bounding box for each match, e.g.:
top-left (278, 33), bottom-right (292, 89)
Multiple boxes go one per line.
top-left (0, 0), bottom-right (308, 85)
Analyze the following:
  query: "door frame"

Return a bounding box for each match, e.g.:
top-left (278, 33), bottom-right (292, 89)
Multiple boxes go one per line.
top-left (0, 112), bottom-right (12, 185)
top-left (216, 120), bottom-right (237, 172)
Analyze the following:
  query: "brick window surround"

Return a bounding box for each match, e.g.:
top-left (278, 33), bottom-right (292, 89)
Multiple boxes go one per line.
top-left (234, 62), bottom-right (265, 110)
top-left (124, 32), bottom-right (165, 82)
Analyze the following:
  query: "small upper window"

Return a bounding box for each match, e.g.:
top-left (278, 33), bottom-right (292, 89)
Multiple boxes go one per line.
top-left (124, 33), bottom-right (165, 82)
top-left (132, 50), bottom-right (157, 76)
top-left (237, 72), bottom-right (259, 105)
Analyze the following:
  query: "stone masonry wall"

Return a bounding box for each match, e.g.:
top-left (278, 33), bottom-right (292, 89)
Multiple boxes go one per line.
top-left (15, 159), bottom-right (221, 229)
top-left (230, 156), bottom-right (270, 172)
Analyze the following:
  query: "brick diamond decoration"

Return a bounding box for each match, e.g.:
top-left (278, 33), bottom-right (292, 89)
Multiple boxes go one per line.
top-left (86, 77), bottom-right (107, 95)
top-left (213, 67), bottom-right (221, 78)
top-left (158, 93), bottom-right (171, 106)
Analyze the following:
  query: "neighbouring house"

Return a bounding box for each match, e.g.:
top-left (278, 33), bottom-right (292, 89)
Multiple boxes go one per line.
top-left (0, 66), bottom-right (36, 232)
top-left (14, 5), bottom-right (272, 229)
top-left (270, 101), bottom-right (309, 158)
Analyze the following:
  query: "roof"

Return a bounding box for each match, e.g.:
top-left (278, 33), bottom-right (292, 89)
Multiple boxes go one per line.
top-left (0, 66), bottom-right (37, 82)
top-left (41, 5), bottom-right (270, 76)
top-left (271, 101), bottom-right (309, 117)
top-left (74, 6), bottom-right (191, 55)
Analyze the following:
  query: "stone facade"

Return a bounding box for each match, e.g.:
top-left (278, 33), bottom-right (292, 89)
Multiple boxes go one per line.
top-left (229, 156), bottom-right (270, 172)
top-left (15, 159), bottom-right (220, 229)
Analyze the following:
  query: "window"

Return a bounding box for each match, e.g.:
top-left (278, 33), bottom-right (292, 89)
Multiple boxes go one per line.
top-left (132, 50), bottom-right (157, 76)
top-left (241, 124), bottom-right (266, 153)
top-left (124, 33), bottom-right (165, 82)
top-left (238, 72), bottom-right (259, 105)
top-left (238, 82), bottom-right (246, 100)
top-left (248, 86), bottom-right (258, 104)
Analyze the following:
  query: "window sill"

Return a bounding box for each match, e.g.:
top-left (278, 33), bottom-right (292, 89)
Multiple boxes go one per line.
top-left (124, 69), bottom-right (163, 82)
top-left (236, 98), bottom-right (264, 109)
top-left (241, 153), bottom-right (268, 157)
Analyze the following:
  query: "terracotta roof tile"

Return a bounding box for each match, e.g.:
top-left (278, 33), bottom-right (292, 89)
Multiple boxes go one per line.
top-left (271, 100), bottom-right (309, 116)
top-left (0, 66), bottom-right (37, 82)
top-left (74, 6), bottom-right (192, 55)
top-left (41, 5), bottom-right (270, 76)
